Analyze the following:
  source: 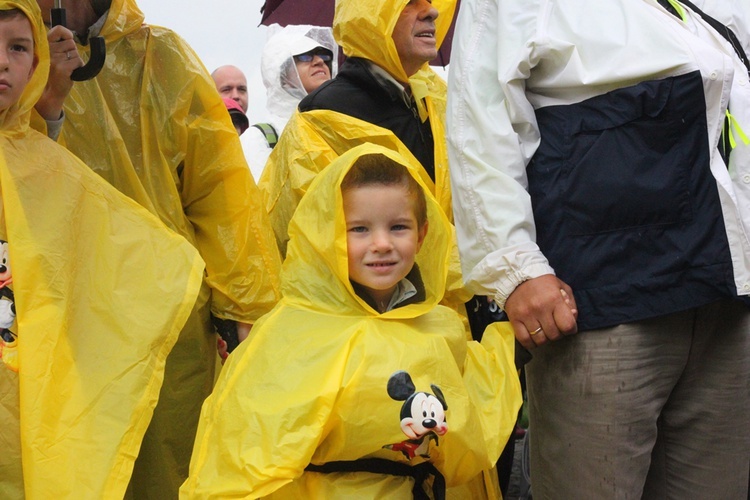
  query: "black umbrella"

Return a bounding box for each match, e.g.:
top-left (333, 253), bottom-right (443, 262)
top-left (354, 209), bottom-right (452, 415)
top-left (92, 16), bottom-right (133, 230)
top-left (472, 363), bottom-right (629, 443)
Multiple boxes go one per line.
top-left (259, 0), bottom-right (460, 67)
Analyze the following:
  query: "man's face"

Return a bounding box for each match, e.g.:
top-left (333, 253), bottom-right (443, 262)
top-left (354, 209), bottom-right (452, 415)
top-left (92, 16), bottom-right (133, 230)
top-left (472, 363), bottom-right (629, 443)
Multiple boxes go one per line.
top-left (391, 0), bottom-right (439, 77)
top-left (212, 65), bottom-right (248, 112)
top-left (0, 13), bottom-right (37, 112)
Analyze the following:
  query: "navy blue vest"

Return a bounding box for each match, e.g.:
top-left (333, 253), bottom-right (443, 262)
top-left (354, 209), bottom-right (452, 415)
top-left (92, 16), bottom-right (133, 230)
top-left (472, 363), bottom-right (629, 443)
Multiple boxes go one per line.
top-left (528, 71), bottom-right (736, 330)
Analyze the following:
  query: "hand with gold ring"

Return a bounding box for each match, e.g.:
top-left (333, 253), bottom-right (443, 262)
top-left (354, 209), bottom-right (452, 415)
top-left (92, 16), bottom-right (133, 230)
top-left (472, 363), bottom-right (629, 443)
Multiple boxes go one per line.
top-left (505, 274), bottom-right (579, 349)
top-left (35, 25), bottom-right (82, 121)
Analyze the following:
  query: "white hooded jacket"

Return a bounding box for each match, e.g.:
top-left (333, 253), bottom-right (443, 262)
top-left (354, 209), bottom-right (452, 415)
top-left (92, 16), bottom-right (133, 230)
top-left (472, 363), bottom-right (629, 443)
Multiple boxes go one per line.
top-left (241, 25), bottom-right (338, 180)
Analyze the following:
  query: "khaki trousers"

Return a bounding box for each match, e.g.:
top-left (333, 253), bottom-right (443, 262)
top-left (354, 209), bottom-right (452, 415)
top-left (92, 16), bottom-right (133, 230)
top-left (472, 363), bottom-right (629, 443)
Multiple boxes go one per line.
top-left (526, 299), bottom-right (750, 499)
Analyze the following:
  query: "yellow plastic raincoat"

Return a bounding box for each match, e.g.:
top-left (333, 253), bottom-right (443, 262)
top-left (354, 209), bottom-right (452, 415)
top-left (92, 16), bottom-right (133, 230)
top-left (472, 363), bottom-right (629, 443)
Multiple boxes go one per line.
top-left (181, 144), bottom-right (521, 499)
top-left (33, 0), bottom-right (282, 495)
top-left (0, 1), bottom-right (203, 497)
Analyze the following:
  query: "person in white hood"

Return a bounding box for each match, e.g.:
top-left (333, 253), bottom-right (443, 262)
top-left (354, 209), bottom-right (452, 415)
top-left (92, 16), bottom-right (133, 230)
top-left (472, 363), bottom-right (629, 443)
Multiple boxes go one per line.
top-left (241, 25), bottom-right (338, 180)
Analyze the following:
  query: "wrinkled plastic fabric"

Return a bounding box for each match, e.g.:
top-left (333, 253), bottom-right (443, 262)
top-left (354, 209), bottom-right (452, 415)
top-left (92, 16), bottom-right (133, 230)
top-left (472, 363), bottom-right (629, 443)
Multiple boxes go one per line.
top-left (0, 2), bottom-right (204, 498)
top-left (31, 0), bottom-right (282, 496)
top-left (181, 144), bottom-right (521, 499)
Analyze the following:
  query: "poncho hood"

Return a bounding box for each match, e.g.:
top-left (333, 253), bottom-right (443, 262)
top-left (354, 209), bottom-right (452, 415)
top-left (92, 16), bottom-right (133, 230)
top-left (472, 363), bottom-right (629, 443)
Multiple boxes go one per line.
top-left (333, 0), bottom-right (455, 83)
top-left (97, 0), bottom-right (144, 42)
top-left (0, 0), bottom-right (47, 136)
top-left (283, 143), bottom-right (453, 318)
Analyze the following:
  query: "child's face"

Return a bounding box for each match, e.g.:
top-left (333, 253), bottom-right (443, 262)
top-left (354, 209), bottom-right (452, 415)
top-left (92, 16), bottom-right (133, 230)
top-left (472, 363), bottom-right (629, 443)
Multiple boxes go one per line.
top-left (0, 13), bottom-right (36, 112)
top-left (344, 183), bottom-right (428, 308)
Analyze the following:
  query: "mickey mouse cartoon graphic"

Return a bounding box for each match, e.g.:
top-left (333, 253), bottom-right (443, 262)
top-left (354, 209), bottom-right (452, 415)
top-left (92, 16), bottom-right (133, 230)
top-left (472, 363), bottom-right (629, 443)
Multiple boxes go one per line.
top-left (0, 240), bottom-right (17, 371)
top-left (383, 370), bottom-right (448, 460)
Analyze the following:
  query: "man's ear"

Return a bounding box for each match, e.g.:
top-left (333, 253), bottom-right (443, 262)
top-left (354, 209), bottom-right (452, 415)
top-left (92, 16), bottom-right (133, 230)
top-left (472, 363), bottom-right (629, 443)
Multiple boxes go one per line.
top-left (416, 221), bottom-right (428, 252)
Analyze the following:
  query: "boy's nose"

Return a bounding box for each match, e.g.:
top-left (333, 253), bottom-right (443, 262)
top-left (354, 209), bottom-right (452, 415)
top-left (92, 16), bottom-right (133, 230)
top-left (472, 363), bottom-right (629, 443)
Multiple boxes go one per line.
top-left (371, 231), bottom-right (393, 251)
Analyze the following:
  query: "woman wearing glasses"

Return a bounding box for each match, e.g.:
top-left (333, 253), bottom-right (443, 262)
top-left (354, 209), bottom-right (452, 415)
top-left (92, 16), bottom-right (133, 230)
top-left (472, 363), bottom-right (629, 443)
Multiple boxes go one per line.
top-left (241, 25), bottom-right (338, 180)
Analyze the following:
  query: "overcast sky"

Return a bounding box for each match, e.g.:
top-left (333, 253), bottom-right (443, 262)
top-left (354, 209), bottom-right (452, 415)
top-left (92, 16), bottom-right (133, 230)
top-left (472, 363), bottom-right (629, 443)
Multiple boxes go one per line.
top-left (136, 0), bottom-right (449, 124)
top-left (137, 0), bottom-right (273, 122)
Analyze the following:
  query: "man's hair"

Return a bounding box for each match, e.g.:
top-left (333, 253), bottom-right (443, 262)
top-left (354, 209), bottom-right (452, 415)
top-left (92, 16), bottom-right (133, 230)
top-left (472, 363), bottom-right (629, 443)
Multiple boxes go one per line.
top-left (341, 153), bottom-right (427, 227)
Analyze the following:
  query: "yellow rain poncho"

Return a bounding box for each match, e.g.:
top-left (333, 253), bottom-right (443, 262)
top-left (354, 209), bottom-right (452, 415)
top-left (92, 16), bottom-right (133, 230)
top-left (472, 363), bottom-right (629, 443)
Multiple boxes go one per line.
top-left (181, 144), bottom-right (521, 499)
top-left (0, 1), bottom-right (203, 497)
top-left (32, 0), bottom-right (282, 495)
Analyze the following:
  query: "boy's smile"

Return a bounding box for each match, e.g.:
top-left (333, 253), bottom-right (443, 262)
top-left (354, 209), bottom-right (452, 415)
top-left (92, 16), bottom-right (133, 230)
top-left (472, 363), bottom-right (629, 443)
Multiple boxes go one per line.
top-left (0, 13), bottom-right (36, 112)
top-left (344, 183), bottom-right (427, 309)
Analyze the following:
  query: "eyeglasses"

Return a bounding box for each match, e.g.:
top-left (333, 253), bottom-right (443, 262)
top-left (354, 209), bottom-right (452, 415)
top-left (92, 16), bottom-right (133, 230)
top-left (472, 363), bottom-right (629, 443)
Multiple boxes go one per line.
top-left (294, 50), bottom-right (333, 63)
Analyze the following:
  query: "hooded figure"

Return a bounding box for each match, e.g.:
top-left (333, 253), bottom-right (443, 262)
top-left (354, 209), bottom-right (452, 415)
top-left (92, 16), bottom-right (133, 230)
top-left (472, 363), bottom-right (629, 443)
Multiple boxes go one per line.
top-left (181, 144), bottom-right (521, 499)
top-left (241, 24), bottom-right (338, 180)
top-left (0, 1), bottom-right (204, 497)
top-left (31, 0), bottom-right (283, 497)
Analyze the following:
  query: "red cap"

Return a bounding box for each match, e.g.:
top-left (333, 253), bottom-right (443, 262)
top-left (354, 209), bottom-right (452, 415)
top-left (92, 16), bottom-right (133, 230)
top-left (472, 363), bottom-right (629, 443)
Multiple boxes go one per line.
top-left (222, 97), bottom-right (249, 134)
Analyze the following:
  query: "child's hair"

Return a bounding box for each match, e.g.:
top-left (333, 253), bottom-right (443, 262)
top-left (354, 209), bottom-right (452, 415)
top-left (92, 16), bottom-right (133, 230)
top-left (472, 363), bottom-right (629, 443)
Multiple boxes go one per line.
top-left (341, 153), bottom-right (427, 227)
top-left (0, 8), bottom-right (27, 21)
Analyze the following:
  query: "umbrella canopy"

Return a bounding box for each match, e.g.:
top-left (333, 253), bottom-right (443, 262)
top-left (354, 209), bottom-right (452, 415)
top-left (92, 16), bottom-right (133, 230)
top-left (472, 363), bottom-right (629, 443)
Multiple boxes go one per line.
top-left (259, 0), bottom-right (460, 66)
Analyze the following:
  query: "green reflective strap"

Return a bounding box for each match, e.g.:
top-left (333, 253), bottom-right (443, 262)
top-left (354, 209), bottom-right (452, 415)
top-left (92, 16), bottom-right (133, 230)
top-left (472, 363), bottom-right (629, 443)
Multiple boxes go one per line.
top-left (666, 0), bottom-right (687, 21)
top-left (726, 110), bottom-right (750, 149)
top-left (252, 123), bottom-right (279, 148)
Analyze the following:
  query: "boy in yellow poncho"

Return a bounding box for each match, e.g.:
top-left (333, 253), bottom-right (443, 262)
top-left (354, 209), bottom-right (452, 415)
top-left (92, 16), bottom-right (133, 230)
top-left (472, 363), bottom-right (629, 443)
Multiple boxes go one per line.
top-left (181, 144), bottom-right (522, 499)
top-left (31, 0), bottom-right (283, 496)
top-left (0, 1), bottom-right (204, 497)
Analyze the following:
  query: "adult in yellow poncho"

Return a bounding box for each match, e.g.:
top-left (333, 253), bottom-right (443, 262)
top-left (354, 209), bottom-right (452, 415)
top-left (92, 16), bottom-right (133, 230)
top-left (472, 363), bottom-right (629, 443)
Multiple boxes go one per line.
top-left (181, 144), bottom-right (522, 499)
top-left (31, 0), bottom-right (283, 496)
top-left (0, 1), bottom-right (204, 497)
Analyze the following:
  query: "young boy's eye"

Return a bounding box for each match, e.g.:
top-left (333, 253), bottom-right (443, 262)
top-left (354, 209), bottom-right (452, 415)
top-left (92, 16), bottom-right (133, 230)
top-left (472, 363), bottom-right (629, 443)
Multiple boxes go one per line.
top-left (349, 226), bottom-right (368, 233)
top-left (11, 44), bottom-right (29, 53)
top-left (391, 224), bottom-right (410, 231)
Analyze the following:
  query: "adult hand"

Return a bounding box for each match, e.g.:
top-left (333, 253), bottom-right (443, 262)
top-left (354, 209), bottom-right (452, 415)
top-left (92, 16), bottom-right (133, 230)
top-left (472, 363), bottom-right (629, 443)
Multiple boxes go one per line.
top-left (35, 25), bottom-right (83, 121)
top-left (237, 322), bottom-right (252, 343)
top-left (505, 274), bottom-right (578, 349)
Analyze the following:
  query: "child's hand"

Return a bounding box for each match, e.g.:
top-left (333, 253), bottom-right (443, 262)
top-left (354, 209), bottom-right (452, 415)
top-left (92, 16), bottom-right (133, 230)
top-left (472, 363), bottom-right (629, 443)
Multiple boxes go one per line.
top-left (35, 25), bottom-right (82, 121)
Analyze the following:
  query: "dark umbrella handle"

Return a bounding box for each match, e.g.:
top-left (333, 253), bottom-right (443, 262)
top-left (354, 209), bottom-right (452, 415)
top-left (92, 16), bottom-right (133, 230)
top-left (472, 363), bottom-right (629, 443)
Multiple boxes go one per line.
top-left (51, 7), bottom-right (106, 81)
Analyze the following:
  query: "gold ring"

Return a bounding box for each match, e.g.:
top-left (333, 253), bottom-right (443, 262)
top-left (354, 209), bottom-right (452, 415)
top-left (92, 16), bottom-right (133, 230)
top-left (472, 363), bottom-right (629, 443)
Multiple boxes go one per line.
top-left (530, 326), bottom-right (543, 336)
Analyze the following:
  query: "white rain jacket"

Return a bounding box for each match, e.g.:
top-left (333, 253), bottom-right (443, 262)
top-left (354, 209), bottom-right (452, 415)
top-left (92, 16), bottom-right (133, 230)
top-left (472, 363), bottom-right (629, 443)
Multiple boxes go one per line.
top-left (241, 25), bottom-right (338, 180)
top-left (447, 0), bottom-right (750, 326)
top-left (181, 143), bottom-right (521, 499)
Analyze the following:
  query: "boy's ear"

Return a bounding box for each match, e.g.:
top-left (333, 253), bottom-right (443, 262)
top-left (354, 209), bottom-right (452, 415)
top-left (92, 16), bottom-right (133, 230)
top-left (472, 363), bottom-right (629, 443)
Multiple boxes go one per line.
top-left (416, 221), bottom-right (428, 252)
